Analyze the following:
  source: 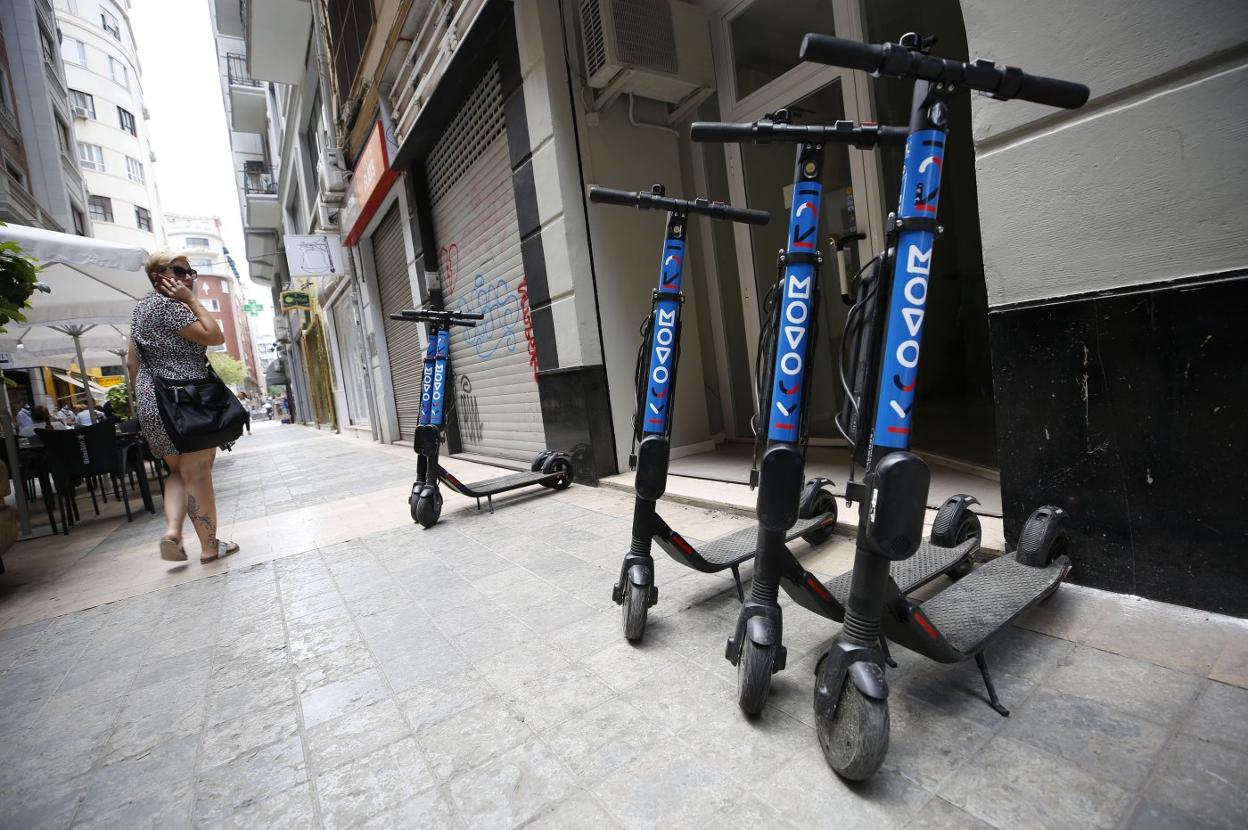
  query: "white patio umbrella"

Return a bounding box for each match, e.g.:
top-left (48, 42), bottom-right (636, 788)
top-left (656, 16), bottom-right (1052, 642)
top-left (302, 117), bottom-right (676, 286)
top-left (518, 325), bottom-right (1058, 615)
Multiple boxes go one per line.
top-left (0, 223), bottom-right (149, 536)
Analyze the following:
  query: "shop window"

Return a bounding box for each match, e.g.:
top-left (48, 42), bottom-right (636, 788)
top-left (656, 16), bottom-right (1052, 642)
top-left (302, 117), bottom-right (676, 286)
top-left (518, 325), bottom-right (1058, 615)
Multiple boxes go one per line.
top-left (88, 195), bottom-right (113, 222)
top-left (729, 0), bottom-right (835, 101)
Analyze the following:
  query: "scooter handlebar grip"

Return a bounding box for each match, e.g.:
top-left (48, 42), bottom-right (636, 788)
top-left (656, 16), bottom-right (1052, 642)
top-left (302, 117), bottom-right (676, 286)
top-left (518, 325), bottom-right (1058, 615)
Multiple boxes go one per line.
top-left (588, 186), bottom-right (642, 208)
top-left (799, 34), bottom-right (884, 73)
top-left (1016, 72), bottom-right (1090, 109)
top-left (689, 121), bottom-right (755, 143)
top-left (717, 204), bottom-right (770, 225)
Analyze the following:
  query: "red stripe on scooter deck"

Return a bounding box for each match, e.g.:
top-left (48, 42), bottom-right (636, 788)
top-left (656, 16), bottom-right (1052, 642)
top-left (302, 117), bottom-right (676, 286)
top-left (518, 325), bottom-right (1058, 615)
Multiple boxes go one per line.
top-left (657, 515), bottom-right (834, 569)
top-left (827, 539), bottom-right (978, 608)
top-left (918, 552), bottom-right (1068, 654)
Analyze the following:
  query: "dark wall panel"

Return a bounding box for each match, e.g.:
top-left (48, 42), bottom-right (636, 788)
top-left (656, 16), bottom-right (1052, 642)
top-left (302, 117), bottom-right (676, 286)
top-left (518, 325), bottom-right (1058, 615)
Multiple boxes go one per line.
top-left (990, 274), bottom-right (1248, 616)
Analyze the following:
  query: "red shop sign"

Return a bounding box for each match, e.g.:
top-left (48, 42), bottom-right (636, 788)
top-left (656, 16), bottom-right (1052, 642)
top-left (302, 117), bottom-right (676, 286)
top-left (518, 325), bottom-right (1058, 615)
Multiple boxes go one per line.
top-left (342, 120), bottom-right (400, 247)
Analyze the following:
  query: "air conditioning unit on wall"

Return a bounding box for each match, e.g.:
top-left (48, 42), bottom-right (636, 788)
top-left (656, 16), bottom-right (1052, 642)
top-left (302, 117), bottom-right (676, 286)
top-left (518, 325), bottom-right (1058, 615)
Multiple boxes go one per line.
top-left (317, 199), bottom-right (340, 231)
top-left (579, 0), bottom-right (714, 120)
top-left (318, 147), bottom-right (349, 198)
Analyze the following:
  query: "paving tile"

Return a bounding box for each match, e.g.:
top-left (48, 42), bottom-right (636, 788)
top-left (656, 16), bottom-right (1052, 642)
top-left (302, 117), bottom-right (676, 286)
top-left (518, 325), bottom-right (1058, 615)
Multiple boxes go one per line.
top-left (447, 738), bottom-right (578, 830)
top-left (526, 791), bottom-right (622, 829)
top-left (299, 667), bottom-right (389, 730)
top-left (1013, 585), bottom-right (1113, 643)
top-left (193, 734), bottom-right (308, 825)
top-left (200, 780), bottom-right (318, 830)
top-left (396, 667), bottom-right (488, 731)
top-left (102, 680), bottom-right (208, 764)
top-left (616, 657), bottom-right (736, 737)
top-left (941, 735), bottom-right (1133, 830)
top-left (880, 690), bottom-right (996, 791)
top-left (1081, 598), bottom-right (1236, 677)
top-left (695, 792), bottom-right (798, 830)
top-left (592, 740), bottom-right (742, 830)
top-left (540, 697), bottom-right (668, 785)
top-left (0, 770), bottom-right (88, 830)
top-left (1210, 633), bottom-right (1248, 689)
top-left (1000, 685), bottom-right (1171, 791)
top-left (206, 666), bottom-right (297, 727)
top-left (1138, 734), bottom-right (1248, 830)
top-left (582, 639), bottom-right (682, 695)
top-left (892, 653), bottom-right (1035, 729)
top-left (305, 696), bottom-right (412, 774)
top-left (679, 699), bottom-right (812, 787)
top-left (480, 641), bottom-right (575, 695)
top-left (132, 643), bottom-right (215, 691)
top-left (502, 663), bottom-right (617, 731)
top-left (1180, 680), bottom-right (1248, 753)
top-left (357, 785), bottom-right (461, 829)
top-left (200, 701), bottom-right (302, 771)
top-left (292, 640), bottom-right (380, 696)
top-left (315, 736), bottom-right (435, 830)
top-left (75, 732), bottom-right (200, 824)
top-left (902, 796), bottom-right (997, 830)
top-left (1043, 645), bottom-right (1202, 727)
top-left (70, 786), bottom-right (193, 830)
top-left (416, 696), bottom-right (533, 782)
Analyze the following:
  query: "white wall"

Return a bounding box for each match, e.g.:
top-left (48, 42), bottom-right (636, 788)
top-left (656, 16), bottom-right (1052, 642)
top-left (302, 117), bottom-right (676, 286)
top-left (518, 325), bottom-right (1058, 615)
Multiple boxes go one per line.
top-left (964, 0), bottom-right (1248, 306)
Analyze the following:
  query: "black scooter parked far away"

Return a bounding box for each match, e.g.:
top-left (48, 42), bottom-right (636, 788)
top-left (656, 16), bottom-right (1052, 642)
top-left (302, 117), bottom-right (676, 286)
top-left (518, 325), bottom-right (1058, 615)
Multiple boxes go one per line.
top-left (589, 185), bottom-right (841, 642)
top-left (778, 32), bottom-right (1088, 780)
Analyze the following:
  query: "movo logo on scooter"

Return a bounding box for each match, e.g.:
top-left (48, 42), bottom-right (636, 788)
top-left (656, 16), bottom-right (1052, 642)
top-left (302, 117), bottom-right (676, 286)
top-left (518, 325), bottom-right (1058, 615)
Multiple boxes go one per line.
top-left (884, 242), bottom-right (931, 434)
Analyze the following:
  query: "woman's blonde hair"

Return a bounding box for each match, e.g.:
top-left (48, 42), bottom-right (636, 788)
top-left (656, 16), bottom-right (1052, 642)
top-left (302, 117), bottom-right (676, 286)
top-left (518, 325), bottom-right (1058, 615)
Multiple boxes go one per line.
top-left (144, 250), bottom-right (189, 279)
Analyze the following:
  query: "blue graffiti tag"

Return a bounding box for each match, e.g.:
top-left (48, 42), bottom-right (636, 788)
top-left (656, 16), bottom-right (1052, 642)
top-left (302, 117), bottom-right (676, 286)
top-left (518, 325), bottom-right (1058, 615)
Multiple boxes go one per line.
top-left (455, 274), bottom-right (521, 359)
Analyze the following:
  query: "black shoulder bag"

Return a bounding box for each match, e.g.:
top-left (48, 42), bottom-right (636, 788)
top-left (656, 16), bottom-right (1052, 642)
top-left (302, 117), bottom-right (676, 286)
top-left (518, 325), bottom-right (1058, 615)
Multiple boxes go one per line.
top-left (140, 343), bottom-right (248, 452)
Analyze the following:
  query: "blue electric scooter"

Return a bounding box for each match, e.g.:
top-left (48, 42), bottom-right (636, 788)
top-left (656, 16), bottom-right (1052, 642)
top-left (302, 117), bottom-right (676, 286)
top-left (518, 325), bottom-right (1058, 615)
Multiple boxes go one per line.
top-left (389, 308), bottom-right (573, 528)
top-left (784, 32), bottom-right (1090, 779)
top-left (588, 185), bottom-right (840, 642)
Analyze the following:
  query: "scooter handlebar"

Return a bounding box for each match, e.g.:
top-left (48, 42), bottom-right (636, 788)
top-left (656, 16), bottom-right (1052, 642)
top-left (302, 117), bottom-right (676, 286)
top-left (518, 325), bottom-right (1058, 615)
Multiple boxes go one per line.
top-left (799, 34), bottom-right (1089, 110)
top-left (690, 119), bottom-right (908, 147)
top-left (588, 185), bottom-right (769, 225)
top-left (388, 309), bottom-right (483, 327)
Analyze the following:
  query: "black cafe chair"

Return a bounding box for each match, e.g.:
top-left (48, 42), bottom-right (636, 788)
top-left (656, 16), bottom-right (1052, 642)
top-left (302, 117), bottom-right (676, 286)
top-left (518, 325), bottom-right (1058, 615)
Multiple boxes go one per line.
top-left (36, 423), bottom-right (136, 534)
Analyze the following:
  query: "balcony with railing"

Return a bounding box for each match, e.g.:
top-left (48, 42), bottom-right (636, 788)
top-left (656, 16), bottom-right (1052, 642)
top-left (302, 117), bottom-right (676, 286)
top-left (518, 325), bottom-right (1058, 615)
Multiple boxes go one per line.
top-left (227, 53), bottom-right (267, 134)
top-left (242, 163), bottom-right (281, 230)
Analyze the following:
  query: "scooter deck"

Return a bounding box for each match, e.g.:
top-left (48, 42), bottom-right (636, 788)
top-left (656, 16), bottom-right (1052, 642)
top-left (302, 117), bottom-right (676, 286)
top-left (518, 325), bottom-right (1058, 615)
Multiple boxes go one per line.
top-left (663, 514), bottom-right (834, 570)
top-left (918, 551), bottom-right (1069, 654)
top-left (827, 538), bottom-right (978, 605)
top-left (437, 466), bottom-right (564, 498)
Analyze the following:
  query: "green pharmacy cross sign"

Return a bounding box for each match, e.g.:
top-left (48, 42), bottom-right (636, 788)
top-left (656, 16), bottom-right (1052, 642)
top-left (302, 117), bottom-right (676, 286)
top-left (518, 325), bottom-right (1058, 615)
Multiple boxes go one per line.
top-left (243, 299), bottom-right (263, 317)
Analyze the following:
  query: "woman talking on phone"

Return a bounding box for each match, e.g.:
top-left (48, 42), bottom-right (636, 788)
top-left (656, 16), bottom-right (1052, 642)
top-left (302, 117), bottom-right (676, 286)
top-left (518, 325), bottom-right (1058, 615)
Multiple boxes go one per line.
top-left (127, 252), bottom-right (240, 564)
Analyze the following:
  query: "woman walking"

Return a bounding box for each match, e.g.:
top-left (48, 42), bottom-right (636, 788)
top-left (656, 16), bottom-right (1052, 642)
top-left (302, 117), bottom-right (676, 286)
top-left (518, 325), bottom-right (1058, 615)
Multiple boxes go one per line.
top-left (127, 252), bottom-right (239, 564)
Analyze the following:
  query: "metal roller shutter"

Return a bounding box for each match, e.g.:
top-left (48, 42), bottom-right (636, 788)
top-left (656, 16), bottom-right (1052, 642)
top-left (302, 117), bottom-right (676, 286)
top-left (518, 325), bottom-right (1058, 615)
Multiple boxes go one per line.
top-left (373, 205), bottom-right (423, 440)
top-left (426, 64), bottom-right (544, 461)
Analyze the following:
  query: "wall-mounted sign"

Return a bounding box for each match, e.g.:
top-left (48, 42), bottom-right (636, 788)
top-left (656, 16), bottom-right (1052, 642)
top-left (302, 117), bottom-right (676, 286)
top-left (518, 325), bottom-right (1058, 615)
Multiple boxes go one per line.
top-left (342, 120), bottom-right (400, 247)
top-left (284, 234), bottom-right (346, 277)
top-left (279, 290), bottom-right (312, 312)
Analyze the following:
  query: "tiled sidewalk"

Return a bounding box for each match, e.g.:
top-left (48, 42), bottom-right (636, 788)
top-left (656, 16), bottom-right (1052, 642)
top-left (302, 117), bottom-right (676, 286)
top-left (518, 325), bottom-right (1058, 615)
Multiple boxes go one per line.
top-left (0, 424), bottom-right (1245, 829)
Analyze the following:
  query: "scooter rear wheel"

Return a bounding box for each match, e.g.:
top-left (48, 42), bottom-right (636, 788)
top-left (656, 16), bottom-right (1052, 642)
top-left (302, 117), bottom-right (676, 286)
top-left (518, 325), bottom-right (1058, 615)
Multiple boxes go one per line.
top-left (737, 638), bottom-right (774, 715)
top-left (801, 491), bottom-right (839, 546)
top-left (541, 458), bottom-right (573, 491)
top-left (817, 681), bottom-right (890, 781)
top-left (621, 581), bottom-right (648, 641)
top-left (414, 491), bottom-right (443, 528)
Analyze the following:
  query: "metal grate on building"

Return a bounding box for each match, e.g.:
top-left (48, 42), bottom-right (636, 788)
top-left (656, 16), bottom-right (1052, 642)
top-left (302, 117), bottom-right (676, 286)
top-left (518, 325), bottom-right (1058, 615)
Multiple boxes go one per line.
top-left (372, 205), bottom-right (424, 440)
top-left (425, 63), bottom-right (545, 461)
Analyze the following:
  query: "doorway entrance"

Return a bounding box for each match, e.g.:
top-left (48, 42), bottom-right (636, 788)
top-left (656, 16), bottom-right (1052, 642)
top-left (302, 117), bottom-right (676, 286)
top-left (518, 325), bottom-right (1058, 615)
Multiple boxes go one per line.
top-left (680, 0), bottom-right (999, 503)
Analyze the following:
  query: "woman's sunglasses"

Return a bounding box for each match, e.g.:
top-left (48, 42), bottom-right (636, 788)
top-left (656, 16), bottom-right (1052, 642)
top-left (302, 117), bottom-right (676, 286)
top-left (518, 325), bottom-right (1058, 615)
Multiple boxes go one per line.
top-left (167, 266), bottom-right (197, 278)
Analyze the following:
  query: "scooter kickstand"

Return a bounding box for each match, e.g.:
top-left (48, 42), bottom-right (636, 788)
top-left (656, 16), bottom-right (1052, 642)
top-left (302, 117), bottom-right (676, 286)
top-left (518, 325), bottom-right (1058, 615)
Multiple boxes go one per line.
top-left (879, 635), bottom-right (898, 669)
top-left (975, 653), bottom-right (1010, 717)
top-left (730, 566), bottom-right (745, 603)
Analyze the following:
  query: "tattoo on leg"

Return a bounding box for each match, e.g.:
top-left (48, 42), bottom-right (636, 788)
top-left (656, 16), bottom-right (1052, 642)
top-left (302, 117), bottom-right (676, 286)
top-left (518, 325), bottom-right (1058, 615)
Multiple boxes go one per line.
top-left (187, 494), bottom-right (217, 547)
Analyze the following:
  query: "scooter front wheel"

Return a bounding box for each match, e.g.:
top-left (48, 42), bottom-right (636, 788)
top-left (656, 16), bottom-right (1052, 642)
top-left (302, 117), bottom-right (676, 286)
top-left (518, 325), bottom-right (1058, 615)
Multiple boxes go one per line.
top-left (414, 491), bottom-right (443, 528)
top-left (737, 638), bottom-right (774, 715)
top-left (817, 680), bottom-right (890, 781)
top-left (621, 580), bottom-right (649, 641)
